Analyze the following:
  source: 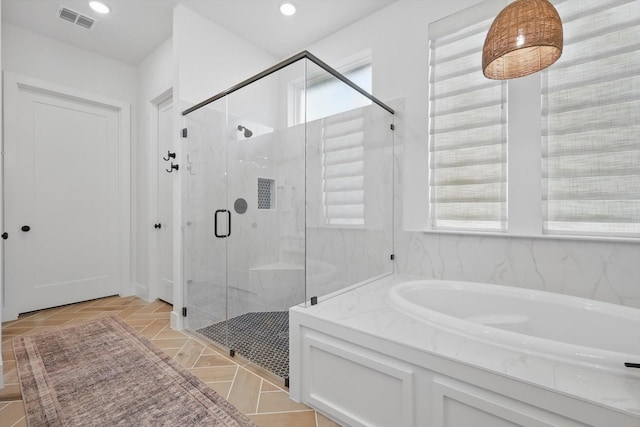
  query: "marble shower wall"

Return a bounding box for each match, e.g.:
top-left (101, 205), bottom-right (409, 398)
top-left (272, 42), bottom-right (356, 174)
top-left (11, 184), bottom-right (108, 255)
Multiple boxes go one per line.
top-left (305, 104), bottom-right (395, 300)
top-left (391, 102), bottom-right (640, 309)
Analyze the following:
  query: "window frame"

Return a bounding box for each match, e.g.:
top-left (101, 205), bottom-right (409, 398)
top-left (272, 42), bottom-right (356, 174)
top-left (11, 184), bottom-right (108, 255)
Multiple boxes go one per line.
top-left (291, 54), bottom-right (373, 126)
top-left (424, 0), bottom-right (640, 243)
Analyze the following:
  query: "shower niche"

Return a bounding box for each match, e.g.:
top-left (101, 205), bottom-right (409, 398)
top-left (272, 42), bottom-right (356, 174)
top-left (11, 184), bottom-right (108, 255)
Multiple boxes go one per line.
top-left (181, 51), bottom-right (394, 382)
top-left (257, 177), bottom-right (275, 210)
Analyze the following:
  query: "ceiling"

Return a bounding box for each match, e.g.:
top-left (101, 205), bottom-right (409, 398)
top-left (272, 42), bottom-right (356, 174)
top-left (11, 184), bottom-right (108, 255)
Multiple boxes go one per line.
top-left (2, 0), bottom-right (397, 65)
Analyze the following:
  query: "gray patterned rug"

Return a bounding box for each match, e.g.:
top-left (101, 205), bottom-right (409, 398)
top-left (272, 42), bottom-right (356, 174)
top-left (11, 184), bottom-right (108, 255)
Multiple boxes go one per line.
top-left (13, 316), bottom-right (257, 426)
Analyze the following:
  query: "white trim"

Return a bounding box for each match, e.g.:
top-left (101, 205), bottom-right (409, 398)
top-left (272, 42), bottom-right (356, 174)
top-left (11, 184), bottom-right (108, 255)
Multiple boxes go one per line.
top-left (172, 80), bottom-right (185, 330)
top-left (148, 88), bottom-right (173, 303)
top-left (420, 229), bottom-right (639, 245)
top-left (170, 310), bottom-right (180, 330)
top-left (134, 282), bottom-right (147, 299)
top-left (2, 72), bottom-right (132, 313)
top-left (507, 73), bottom-right (542, 235)
top-left (0, 10), bottom-right (4, 386)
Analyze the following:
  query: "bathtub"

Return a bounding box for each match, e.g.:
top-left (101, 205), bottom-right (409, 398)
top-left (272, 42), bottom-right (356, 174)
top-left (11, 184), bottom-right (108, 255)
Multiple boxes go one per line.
top-left (290, 274), bottom-right (640, 427)
top-left (387, 280), bottom-right (640, 377)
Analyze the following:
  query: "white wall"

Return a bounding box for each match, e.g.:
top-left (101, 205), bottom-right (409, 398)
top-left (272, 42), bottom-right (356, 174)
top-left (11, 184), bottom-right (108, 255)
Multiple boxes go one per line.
top-left (305, 0), bottom-right (640, 308)
top-left (135, 37), bottom-right (173, 300)
top-left (2, 23), bottom-right (137, 103)
top-left (174, 5), bottom-right (276, 107)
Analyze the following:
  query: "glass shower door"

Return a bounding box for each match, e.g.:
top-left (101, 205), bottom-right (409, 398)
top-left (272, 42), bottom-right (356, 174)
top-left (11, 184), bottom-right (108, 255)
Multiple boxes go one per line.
top-left (182, 102), bottom-right (229, 340)
top-left (184, 59), bottom-right (306, 380)
top-left (223, 62), bottom-right (306, 379)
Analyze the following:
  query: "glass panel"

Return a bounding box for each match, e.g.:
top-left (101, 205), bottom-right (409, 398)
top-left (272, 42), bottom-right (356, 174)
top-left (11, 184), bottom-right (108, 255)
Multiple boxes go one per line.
top-left (183, 101), bottom-right (228, 344)
top-left (181, 54), bottom-right (394, 380)
top-left (304, 60), bottom-right (394, 305)
top-left (224, 61), bottom-right (306, 378)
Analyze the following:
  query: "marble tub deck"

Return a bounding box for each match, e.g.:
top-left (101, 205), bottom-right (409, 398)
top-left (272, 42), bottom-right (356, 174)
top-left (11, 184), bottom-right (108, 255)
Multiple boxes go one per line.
top-left (291, 274), bottom-right (640, 418)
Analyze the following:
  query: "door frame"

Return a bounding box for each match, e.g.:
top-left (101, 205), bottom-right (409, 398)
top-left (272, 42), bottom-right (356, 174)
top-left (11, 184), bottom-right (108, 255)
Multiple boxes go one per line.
top-left (147, 88), bottom-right (173, 303)
top-left (2, 72), bottom-right (132, 321)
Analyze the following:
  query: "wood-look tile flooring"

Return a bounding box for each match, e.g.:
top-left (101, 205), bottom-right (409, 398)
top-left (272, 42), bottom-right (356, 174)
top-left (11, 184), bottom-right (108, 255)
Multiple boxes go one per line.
top-left (0, 296), bottom-right (341, 427)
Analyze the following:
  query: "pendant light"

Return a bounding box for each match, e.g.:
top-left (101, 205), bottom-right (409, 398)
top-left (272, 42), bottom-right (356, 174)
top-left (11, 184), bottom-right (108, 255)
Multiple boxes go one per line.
top-left (482, 0), bottom-right (563, 80)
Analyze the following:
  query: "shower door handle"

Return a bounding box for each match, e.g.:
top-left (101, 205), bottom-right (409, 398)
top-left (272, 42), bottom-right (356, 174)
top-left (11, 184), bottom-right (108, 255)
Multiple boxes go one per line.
top-left (214, 209), bottom-right (231, 238)
top-left (214, 209), bottom-right (225, 238)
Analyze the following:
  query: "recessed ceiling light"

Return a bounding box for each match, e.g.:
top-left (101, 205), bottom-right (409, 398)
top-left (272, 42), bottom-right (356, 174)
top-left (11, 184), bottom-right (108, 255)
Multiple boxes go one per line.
top-left (280, 2), bottom-right (296, 16)
top-left (89, 1), bottom-right (110, 14)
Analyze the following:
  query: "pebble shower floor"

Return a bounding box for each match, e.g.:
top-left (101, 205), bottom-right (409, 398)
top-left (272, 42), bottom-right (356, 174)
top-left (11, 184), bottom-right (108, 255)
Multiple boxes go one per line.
top-left (196, 311), bottom-right (289, 379)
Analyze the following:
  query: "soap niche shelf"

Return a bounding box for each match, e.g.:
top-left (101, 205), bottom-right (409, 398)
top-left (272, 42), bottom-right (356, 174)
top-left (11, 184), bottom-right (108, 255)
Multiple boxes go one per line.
top-left (257, 177), bottom-right (276, 210)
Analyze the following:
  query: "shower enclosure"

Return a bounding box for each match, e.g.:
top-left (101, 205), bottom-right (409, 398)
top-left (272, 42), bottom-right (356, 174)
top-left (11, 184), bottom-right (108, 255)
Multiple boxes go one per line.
top-left (181, 51), bottom-right (395, 382)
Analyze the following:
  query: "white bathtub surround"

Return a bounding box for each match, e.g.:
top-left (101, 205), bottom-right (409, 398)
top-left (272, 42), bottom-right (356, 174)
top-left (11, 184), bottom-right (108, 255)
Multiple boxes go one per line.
top-left (388, 280), bottom-right (640, 377)
top-left (290, 275), bottom-right (640, 427)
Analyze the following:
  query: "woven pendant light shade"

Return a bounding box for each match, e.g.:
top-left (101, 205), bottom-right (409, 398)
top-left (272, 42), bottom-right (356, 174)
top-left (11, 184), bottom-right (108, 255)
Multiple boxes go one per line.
top-left (483, 0), bottom-right (563, 80)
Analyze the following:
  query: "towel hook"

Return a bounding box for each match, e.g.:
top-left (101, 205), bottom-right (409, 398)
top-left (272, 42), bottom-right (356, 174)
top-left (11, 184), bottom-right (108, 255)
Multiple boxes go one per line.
top-left (166, 163), bottom-right (179, 173)
top-left (163, 151), bottom-right (176, 161)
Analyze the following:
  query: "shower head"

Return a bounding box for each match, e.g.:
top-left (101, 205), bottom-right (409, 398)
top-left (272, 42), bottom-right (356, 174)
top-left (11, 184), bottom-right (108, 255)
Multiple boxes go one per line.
top-left (237, 125), bottom-right (253, 138)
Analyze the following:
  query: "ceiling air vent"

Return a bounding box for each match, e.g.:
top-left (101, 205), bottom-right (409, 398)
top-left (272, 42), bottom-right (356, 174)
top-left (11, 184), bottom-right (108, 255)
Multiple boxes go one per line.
top-left (59, 7), bottom-right (78, 23)
top-left (76, 15), bottom-right (95, 29)
top-left (58, 6), bottom-right (98, 30)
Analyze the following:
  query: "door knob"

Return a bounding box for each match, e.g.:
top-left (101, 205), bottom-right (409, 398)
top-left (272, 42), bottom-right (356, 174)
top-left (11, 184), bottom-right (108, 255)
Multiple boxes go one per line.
top-left (21, 225), bottom-right (31, 232)
top-left (1, 232), bottom-right (8, 240)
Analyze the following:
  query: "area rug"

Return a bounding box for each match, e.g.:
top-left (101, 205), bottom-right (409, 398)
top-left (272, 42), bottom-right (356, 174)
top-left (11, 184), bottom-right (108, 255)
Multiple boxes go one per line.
top-left (13, 316), bottom-right (257, 426)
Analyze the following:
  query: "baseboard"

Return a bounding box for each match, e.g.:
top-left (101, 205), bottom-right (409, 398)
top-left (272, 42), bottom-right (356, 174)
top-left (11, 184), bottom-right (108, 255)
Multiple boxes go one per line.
top-left (133, 283), bottom-right (151, 302)
top-left (1, 307), bottom-right (19, 323)
top-left (170, 310), bottom-right (183, 330)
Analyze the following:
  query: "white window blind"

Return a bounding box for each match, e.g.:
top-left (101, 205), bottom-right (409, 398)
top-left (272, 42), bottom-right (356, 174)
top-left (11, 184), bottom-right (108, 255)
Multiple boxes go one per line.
top-left (429, 11), bottom-right (508, 231)
top-left (542, 0), bottom-right (640, 237)
top-left (301, 61), bottom-right (371, 227)
top-left (322, 111), bottom-right (366, 226)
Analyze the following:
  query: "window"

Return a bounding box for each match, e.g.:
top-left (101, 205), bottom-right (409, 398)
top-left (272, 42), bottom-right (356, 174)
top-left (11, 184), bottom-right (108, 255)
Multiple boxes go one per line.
top-left (542, 0), bottom-right (640, 237)
top-left (294, 56), bottom-right (372, 227)
top-left (428, 4), bottom-right (508, 231)
top-left (301, 64), bottom-right (371, 123)
top-left (427, 0), bottom-right (639, 240)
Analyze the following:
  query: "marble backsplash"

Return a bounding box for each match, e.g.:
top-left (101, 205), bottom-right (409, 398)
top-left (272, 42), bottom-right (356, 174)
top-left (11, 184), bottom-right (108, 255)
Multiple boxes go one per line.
top-left (395, 231), bottom-right (640, 309)
top-left (392, 101), bottom-right (640, 309)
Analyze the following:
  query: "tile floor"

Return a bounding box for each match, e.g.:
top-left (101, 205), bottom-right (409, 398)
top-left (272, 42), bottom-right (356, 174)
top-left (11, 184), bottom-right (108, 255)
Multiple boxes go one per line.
top-left (0, 296), bottom-right (342, 427)
top-left (197, 311), bottom-right (290, 379)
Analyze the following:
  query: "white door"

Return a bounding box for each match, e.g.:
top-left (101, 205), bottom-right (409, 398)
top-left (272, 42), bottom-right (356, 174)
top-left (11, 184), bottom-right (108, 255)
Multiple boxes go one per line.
top-left (4, 81), bottom-right (120, 317)
top-left (157, 96), bottom-right (174, 304)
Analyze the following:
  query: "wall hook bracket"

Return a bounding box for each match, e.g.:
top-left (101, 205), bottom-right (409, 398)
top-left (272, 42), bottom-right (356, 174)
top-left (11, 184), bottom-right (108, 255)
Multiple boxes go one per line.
top-left (166, 163), bottom-right (179, 173)
top-left (163, 151), bottom-right (176, 161)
